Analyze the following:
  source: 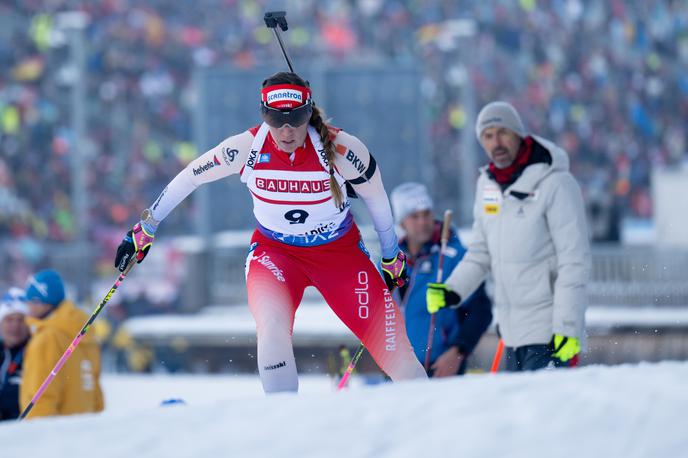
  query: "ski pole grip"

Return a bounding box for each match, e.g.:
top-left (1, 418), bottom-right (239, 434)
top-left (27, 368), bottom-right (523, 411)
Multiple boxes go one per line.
top-left (441, 210), bottom-right (452, 245)
top-left (123, 257), bottom-right (136, 276)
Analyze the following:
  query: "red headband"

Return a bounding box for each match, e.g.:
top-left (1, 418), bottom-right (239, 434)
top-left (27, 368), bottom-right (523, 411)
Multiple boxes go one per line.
top-left (261, 84), bottom-right (311, 109)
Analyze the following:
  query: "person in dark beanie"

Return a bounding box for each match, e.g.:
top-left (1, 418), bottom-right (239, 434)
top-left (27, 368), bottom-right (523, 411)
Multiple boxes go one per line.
top-left (427, 101), bottom-right (591, 372)
top-left (21, 270), bottom-right (104, 419)
top-left (0, 288), bottom-right (30, 420)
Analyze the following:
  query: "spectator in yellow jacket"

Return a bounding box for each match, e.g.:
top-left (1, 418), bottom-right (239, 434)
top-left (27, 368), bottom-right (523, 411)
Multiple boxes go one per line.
top-left (21, 270), bottom-right (104, 419)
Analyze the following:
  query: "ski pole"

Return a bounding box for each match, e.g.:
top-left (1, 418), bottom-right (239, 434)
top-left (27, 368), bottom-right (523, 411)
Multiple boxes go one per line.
top-left (337, 344), bottom-right (365, 390)
top-left (19, 259), bottom-right (135, 420)
top-left (424, 210), bottom-right (453, 372)
top-left (490, 339), bottom-right (504, 373)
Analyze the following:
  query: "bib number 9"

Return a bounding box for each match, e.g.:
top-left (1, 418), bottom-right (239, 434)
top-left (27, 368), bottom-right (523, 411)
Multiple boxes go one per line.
top-left (285, 209), bottom-right (309, 224)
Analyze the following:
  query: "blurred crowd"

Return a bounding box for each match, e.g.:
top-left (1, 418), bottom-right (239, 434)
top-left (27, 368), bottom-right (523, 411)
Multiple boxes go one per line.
top-left (0, 0), bottom-right (686, 261)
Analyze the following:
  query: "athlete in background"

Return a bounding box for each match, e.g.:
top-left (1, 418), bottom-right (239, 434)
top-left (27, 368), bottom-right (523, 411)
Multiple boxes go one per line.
top-left (115, 72), bottom-right (427, 392)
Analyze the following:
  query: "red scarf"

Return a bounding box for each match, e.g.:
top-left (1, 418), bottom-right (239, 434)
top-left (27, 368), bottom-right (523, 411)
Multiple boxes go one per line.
top-left (488, 136), bottom-right (533, 185)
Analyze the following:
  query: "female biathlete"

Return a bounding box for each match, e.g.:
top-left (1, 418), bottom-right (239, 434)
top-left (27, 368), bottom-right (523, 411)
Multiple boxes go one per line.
top-left (114, 72), bottom-right (427, 392)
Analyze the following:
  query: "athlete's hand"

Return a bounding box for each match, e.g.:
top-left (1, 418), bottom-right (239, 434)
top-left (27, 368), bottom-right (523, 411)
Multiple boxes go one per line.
top-left (426, 283), bottom-right (462, 313)
top-left (115, 210), bottom-right (157, 272)
top-left (381, 250), bottom-right (408, 291)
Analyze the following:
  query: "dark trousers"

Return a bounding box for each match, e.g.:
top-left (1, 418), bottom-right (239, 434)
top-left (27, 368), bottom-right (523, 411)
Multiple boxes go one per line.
top-left (0, 382), bottom-right (20, 421)
top-left (505, 344), bottom-right (570, 372)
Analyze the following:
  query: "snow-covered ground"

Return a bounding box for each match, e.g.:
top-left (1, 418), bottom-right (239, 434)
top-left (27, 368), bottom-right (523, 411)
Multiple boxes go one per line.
top-left (2, 361), bottom-right (687, 457)
top-left (100, 373), bottom-right (337, 414)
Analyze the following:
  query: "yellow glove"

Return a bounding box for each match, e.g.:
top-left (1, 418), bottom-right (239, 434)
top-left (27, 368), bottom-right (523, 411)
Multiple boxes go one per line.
top-left (552, 334), bottom-right (580, 362)
top-left (426, 283), bottom-right (461, 314)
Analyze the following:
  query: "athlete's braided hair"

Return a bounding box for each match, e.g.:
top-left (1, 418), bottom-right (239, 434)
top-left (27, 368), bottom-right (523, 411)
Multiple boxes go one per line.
top-left (262, 72), bottom-right (344, 208)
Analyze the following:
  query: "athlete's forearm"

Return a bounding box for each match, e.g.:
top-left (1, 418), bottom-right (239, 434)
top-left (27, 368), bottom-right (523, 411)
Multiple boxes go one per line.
top-left (148, 169), bottom-right (197, 223)
top-left (352, 171), bottom-right (398, 259)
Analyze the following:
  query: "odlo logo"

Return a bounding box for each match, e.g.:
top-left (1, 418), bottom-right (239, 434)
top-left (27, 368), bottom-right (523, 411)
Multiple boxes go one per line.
top-left (355, 271), bottom-right (369, 319)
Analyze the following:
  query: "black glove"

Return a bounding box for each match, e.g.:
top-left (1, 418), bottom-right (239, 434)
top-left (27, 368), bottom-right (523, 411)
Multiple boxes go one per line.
top-left (114, 220), bottom-right (155, 272)
top-left (115, 231), bottom-right (134, 272)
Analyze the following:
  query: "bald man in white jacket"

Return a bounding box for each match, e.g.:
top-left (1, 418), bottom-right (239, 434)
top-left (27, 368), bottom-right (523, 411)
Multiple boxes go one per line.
top-left (427, 101), bottom-right (591, 371)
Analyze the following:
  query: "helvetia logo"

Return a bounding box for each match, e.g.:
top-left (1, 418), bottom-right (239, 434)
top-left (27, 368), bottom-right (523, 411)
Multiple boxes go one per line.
top-left (193, 155), bottom-right (220, 176)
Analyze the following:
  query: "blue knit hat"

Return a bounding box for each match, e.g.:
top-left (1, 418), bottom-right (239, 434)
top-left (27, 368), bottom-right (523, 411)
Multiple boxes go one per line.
top-left (25, 270), bottom-right (65, 307)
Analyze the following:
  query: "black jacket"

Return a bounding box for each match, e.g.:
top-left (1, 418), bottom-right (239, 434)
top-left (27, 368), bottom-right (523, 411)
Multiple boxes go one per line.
top-left (0, 343), bottom-right (26, 421)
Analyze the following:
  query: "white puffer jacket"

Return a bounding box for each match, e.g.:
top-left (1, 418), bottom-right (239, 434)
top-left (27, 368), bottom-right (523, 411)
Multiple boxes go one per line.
top-left (445, 135), bottom-right (591, 347)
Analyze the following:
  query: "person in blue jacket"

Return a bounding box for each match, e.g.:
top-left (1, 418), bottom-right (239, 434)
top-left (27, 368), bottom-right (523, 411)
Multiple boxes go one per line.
top-left (391, 183), bottom-right (493, 376)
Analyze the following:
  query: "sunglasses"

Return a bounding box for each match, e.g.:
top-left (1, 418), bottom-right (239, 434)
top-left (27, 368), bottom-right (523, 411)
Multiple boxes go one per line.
top-left (260, 101), bottom-right (313, 128)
